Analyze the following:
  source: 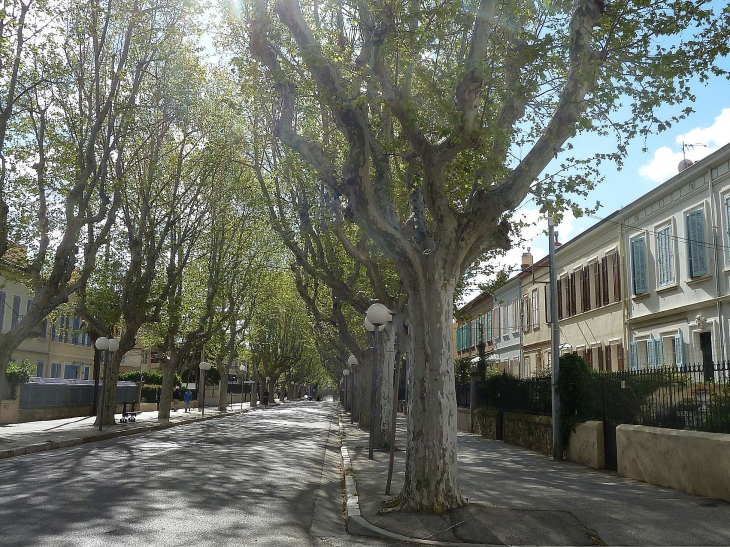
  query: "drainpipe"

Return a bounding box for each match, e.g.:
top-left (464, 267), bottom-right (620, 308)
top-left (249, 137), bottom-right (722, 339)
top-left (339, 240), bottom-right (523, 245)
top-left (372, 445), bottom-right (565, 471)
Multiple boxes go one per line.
top-left (709, 169), bottom-right (726, 361)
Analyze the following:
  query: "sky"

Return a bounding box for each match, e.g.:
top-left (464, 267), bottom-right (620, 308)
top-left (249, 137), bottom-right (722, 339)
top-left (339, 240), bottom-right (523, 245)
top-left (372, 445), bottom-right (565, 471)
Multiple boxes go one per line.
top-left (463, 66), bottom-right (730, 304)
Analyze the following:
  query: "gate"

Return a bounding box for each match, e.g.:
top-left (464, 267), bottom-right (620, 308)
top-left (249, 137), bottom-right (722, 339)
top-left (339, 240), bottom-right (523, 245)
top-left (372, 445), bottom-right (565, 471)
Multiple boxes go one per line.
top-left (603, 421), bottom-right (618, 471)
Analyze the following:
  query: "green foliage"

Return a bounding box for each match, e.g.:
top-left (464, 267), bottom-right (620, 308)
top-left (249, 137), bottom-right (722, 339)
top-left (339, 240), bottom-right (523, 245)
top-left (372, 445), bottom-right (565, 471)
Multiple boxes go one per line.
top-left (699, 384), bottom-right (730, 434)
top-left (5, 360), bottom-right (34, 386)
top-left (557, 354), bottom-right (591, 447)
top-left (455, 358), bottom-right (471, 386)
top-left (119, 371), bottom-right (183, 386)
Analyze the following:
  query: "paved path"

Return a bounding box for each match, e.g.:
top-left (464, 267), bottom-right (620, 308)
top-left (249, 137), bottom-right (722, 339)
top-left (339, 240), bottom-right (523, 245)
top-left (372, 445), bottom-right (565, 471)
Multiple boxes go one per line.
top-left (0, 401), bottom-right (405, 547)
top-left (342, 412), bottom-right (730, 546)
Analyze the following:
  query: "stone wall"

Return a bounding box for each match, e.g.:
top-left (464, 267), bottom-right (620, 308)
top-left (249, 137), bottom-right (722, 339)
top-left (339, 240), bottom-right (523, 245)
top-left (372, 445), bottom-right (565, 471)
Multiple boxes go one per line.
top-left (617, 425), bottom-right (730, 502)
top-left (566, 420), bottom-right (604, 469)
top-left (457, 407), bottom-right (473, 433)
top-left (19, 405), bottom-right (93, 422)
top-left (502, 412), bottom-right (552, 456)
top-left (473, 408), bottom-right (500, 439)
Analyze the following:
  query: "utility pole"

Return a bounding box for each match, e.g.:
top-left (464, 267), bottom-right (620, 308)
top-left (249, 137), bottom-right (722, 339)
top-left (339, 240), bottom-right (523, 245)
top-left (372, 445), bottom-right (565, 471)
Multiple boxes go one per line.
top-left (549, 217), bottom-right (562, 460)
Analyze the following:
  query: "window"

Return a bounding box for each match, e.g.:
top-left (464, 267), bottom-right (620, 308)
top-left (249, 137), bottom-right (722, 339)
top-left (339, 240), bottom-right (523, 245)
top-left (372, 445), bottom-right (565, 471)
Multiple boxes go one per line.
top-left (524, 356), bottom-right (531, 377)
top-left (487, 311), bottom-right (493, 342)
top-left (556, 279), bottom-right (563, 320)
top-left (11, 295), bottom-right (20, 328)
top-left (39, 319), bottom-right (47, 339)
top-left (592, 262), bottom-right (601, 308)
top-left (532, 289), bottom-right (539, 329)
top-left (64, 364), bottom-right (78, 380)
top-left (630, 236), bottom-right (648, 295)
top-left (512, 298), bottom-right (519, 333)
top-left (36, 361), bottom-right (44, 377)
top-left (647, 339), bottom-right (662, 369)
top-left (656, 224), bottom-right (675, 287)
top-left (686, 209), bottom-right (707, 278)
top-left (521, 295), bottom-right (529, 332)
top-left (50, 362), bottom-right (62, 378)
top-left (83, 365), bottom-right (90, 380)
top-left (570, 272), bottom-right (577, 316)
top-left (72, 316), bottom-right (80, 345)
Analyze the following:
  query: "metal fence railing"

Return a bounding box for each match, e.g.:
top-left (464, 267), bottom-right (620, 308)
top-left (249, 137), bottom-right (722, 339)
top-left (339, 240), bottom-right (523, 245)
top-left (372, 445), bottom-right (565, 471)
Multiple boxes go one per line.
top-left (19, 379), bottom-right (138, 409)
top-left (472, 363), bottom-right (730, 433)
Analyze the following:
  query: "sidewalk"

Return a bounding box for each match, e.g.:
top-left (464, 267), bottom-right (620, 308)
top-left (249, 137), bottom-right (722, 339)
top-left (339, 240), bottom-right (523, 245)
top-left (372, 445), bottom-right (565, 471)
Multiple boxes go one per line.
top-left (340, 411), bottom-right (730, 546)
top-left (0, 403), bottom-right (253, 459)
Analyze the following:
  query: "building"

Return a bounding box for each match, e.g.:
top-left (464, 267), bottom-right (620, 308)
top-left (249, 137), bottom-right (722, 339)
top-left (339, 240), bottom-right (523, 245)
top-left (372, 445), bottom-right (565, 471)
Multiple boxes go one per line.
top-left (619, 142), bottom-right (730, 371)
top-left (489, 273), bottom-right (523, 376)
top-left (455, 291), bottom-right (493, 363)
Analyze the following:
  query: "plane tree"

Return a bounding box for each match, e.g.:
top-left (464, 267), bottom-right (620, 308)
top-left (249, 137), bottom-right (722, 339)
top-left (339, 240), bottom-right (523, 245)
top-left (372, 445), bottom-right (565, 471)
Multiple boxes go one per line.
top-left (229, 0), bottom-right (730, 512)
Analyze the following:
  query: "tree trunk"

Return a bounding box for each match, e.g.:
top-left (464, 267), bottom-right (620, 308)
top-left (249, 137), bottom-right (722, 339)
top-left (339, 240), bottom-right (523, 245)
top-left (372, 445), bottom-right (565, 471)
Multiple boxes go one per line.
top-left (218, 362), bottom-right (229, 411)
top-left (158, 359), bottom-right (176, 422)
top-left (401, 274), bottom-right (464, 512)
top-left (378, 327), bottom-right (396, 449)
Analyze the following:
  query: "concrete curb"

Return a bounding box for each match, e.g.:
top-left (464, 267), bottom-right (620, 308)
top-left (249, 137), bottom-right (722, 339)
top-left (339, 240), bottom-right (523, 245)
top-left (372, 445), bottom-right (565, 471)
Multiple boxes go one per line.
top-left (0, 407), bottom-right (250, 461)
top-left (337, 412), bottom-right (499, 547)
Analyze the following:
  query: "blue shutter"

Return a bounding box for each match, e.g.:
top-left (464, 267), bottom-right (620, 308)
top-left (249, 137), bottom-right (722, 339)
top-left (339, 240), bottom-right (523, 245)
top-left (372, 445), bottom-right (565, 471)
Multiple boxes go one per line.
top-left (456, 325), bottom-right (462, 351)
top-left (647, 340), bottom-right (656, 369)
top-left (656, 226), bottom-right (674, 287)
top-left (11, 295), bottom-right (20, 328)
top-left (629, 342), bottom-right (638, 370)
top-left (675, 331), bottom-right (684, 366)
top-left (631, 237), bottom-right (647, 295)
top-left (687, 210), bottom-right (707, 277)
top-left (655, 339), bottom-right (664, 367)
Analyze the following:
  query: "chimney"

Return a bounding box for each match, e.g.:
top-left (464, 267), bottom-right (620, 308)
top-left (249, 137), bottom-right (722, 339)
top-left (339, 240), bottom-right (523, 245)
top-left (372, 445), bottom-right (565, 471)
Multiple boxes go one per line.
top-left (554, 232), bottom-right (562, 247)
top-left (521, 248), bottom-right (533, 270)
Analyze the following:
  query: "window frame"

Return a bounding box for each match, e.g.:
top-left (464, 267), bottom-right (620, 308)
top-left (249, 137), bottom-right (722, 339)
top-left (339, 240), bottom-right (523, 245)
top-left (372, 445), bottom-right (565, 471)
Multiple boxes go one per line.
top-left (655, 222), bottom-right (676, 288)
top-left (630, 235), bottom-right (648, 296)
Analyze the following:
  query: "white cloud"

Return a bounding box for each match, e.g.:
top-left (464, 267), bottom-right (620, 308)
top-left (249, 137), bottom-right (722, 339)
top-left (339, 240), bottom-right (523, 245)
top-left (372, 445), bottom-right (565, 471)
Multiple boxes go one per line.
top-left (639, 108), bottom-right (730, 183)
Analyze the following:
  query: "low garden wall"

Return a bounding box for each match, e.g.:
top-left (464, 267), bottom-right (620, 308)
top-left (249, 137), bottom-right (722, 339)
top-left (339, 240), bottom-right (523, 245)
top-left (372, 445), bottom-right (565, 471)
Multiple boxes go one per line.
top-left (566, 420), bottom-right (604, 469)
top-left (617, 425), bottom-right (730, 502)
top-left (502, 412), bottom-right (552, 456)
top-left (457, 408), bottom-right (472, 433)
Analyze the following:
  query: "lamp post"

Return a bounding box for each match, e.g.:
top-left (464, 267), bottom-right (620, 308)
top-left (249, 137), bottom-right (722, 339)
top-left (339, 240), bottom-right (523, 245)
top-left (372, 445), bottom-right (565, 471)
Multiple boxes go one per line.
top-left (348, 354), bottom-right (357, 424)
top-left (239, 363), bottom-right (247, 410)
top-left (199, 360), bottom-right (211, 417)
top-left (365, 303), bottom-right (392, 460)
top-left (342, 368), bottom-right (350, 411)
top-left (95, 337), bottom-right (119, 432)
top-left (290, 380), bottom-right (294, 401)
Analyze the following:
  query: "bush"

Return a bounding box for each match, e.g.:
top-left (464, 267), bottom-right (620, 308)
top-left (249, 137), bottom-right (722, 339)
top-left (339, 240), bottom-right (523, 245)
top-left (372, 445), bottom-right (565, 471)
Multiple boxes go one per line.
top-left (557, 353), bottom-right (591, 447)
top-left (6, 359), bottom-right (34, 386)
top-left (455, 358), bottom-right (471, 386)
top-left (119, 370), bottom-right (183, 386)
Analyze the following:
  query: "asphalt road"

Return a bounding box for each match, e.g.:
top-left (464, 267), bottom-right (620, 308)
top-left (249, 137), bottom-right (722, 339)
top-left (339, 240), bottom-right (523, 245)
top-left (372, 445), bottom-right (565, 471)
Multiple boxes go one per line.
top-left (0, 401), bottom-right (402, 547)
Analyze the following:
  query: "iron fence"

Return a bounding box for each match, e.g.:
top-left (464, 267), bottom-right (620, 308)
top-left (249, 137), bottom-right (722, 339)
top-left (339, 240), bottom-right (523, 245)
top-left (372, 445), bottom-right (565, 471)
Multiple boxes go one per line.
top-left (472, 362), bottom-right (730, 433)
top-left (19, 379), bottom-right (138, 409)
top-left (456, 385), bottom-right (470, 408)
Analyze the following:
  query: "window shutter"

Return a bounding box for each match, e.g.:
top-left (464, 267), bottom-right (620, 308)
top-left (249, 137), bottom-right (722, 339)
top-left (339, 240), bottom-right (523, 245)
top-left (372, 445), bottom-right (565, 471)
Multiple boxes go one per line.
top-left (533, 290), bottom-right (539, 329)
top-left (456, 326), bottom-right (462, 351)
top-left (579, 269), bottom-right (585, 313)
top-left (687, 210), bottom-right (707, 277)
top-left (629, 341), bottom-right (638, 370)
top-left (594, 263), bottom-right (601, 308)
top-left (557, 279), bottom-right (563, 320)
top-left (675, 331), bottom-right (684, 366)
top-left (570, 273), bottom-right (577, 316)
top-left (11, 295), bottom-right (21, 328)
top-left (631, 238), bottom-right (647, 295)
top-left (583, 266), bottom-right (591, 311)
top-left (647, 340), bottom-right (656, 368)
top-left (726, 196), bottom-right (730, 260)
top-left (613, 252), bottom-right (621, 302)
top-left (602, 256), bottom-right (609, 304)
top-left (598, 346), bottom-right (604, 371)
top-left (605, 345), bottom-right (612, 371)
top-left (544, 285), bottom-right (551, 323)
top-left (586, 348), bottom-right (593, 369)
top-left (656, 226), bottom-right (674, 287)
top-left (655, 339), bottom-right (664, 367)
top-left (487, 312), bottom-right (493, 342)
top-left (617, 343), bottom-right (624, 371)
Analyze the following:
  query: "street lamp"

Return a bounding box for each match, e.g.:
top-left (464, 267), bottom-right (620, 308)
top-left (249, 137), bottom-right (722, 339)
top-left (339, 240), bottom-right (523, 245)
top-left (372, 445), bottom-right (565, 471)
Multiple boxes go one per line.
top-left (95, 336), bottom-right (119, 432)
top-left (342, 368), bottom-right (350, 411)
top-left (365, 303), bottom-right (392, 460)
top-left (348, 354), bottom-right (357, 424)
top-left (239, 363), bottom-right (247, 410)
top-left (199, 360), bottom-right (211, 417)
